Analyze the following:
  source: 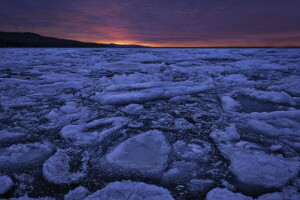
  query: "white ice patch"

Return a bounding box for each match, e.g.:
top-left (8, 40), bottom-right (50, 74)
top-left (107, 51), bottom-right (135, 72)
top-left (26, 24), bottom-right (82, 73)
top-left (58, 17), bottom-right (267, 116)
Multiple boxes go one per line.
top-left (221, 96), bottom-right (240, 112)
top-left (43, 149), bottom-right (88, 184)
top-left (84, 181), bottom-right (174, 200)
top-left (61, 117), bottom-right (128, 146)
top-left (248, 90), bottom-right (295, 105)
top-left (172, 140), bottom-right (212, 162)
top-left (121, 103), bottom-right (144, 115)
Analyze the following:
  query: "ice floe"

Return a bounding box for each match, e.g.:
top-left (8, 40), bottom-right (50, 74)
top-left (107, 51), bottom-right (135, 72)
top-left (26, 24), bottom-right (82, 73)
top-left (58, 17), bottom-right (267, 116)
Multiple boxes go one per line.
top-left (1, 48), bottom-right (300, 199)
top-left (210, 125), bottom-right (300, 192)
top-left (0, 143), bottom-right (53, 171)
top-left (84, 181), bottom-right (174, 200)
top-left (101, 130), bottom-right (170, 177)
top-left (0, 175), bottom-right (13, 194)
top-left (43, 149), bottom-right (88, 184)
top-left (206, 188), bottom-right (253, 200)
top-left (61, 117), bottom-right (128, 146)
top-left (64, 186), bottom-right (89, 200)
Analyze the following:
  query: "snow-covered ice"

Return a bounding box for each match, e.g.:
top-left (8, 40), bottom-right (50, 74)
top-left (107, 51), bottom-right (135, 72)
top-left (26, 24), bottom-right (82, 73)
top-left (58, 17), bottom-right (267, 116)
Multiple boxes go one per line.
top-left (0, 48), bottom-right (300, 199)
top-left (43, 149), bottom-right (88, 184)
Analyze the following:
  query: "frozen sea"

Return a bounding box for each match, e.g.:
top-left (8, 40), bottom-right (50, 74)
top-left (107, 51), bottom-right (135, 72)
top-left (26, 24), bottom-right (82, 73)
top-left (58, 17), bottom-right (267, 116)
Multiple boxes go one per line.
top-left (0, 48), bottom-right (300, 200)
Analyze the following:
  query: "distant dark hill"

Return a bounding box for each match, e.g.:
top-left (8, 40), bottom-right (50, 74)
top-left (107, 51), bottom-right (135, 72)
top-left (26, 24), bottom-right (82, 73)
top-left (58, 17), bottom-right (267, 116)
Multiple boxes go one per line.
top-left (0, 32), bottom-right (148, 48)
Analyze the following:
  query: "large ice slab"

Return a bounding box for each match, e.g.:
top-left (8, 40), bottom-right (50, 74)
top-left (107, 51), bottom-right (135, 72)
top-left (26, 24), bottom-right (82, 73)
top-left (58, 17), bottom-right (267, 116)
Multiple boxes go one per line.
top-left (206, 188), bottom-right (253, 200)
top-left (0, 143), bottom-right (53, 171)
top-left (84, 181), bottom-right (174, 200)
top-left (210, 125), bottom-right (300, 191)
top-left (230, 150), bottom-right (300, 190)
top-left (101, 130), bottom-right (170, 177)
top-left (94, 81), bottom-right (212, 105)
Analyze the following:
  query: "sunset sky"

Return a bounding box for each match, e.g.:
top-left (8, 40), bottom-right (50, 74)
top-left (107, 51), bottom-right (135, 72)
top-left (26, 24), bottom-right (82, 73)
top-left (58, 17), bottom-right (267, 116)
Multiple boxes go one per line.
top-left (0, 0), bottom-right (300, 47)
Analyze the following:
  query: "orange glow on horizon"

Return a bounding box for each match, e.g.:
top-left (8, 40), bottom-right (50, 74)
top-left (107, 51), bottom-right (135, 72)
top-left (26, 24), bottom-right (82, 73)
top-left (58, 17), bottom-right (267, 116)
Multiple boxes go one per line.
top-left (92, 40), bottom-right (300, 47)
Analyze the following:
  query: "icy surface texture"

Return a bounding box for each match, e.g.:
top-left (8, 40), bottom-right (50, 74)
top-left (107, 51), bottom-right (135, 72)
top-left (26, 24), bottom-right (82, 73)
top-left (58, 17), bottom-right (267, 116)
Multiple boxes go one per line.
top-left (0, 175), bottom-right (13, 194)
top-left (206, 188), bottom-right (253, 200)
top-left (84, 181), bottom-right (174, 200)
top-left (0, 48), bottom-right (300, 199)
top-left (101, 130), bottom-right (170, 177)
top-left (43, 149), bottom-right (88, 184)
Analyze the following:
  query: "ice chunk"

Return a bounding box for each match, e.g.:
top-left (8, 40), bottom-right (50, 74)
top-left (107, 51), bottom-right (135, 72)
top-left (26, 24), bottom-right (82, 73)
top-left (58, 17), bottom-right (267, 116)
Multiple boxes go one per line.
top-left (174, 118), bottom-right (195, 130)
top-left (43, 149), bottom-right (88, 184)
top-left (209, 124), bottom-right (240, 158)
top-left (206, 188), bottom-right (253, 200)
top-left (45, 110), bottom-right (59, 120)
top-left (102, 130), bottom-right (170, 177)
top-left (247, 119), bottom-right (280, 136)
top-left (84, 181), bottom-right (174, 200)
top-left (0, 143), bottom-right (53, 171)
top-left (162, 161), bottom-right (198, 184)
top-left (95, 81), bottom-right (212, 105)
top-left (187, 179), bottom-right (214, 193)
top-left (60, 102), bottom-right (79, 114)
top-left (230, 151), bottom-right (300, 190)
top-left (248, 90), bottom-right (295, 105)
top-left (172, 140), bottom-right (212, 162)
top-left (61, 117), bottom-right (128, 146)
top-left (270, 145), bottom-right (282, 152)
top-left (0, 175), bottom-right (13, 194)
top-left (222, 74), bottom-right (248, 82)
top-left (257, 192), bottom-right (283, 200)
top-left (210, 125), bottom-right (300, 191)
top-left (121, 103), bottom-right (144, 114)
top-left (65, 186), bottom-right (89, 200)
top-left (221, 96), bottom-right (240, 112)
top-left (267, 75), bottom-right (300, 96)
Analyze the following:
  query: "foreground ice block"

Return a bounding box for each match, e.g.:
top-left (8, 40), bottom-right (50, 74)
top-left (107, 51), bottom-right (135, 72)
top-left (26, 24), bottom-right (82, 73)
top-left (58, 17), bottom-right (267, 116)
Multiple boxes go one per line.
top-left (101, 130), bottom-right (170, 177)
top-left (0, 175), bottom-right (13, 195)
top-left (210, 125), bottom-right (300, 192)
top-left (84, 181), bottom-right (174, 200)
top-left (0, 143), bottom-right (53, 171)
top-left (206, 188), bottom-right (253, 200)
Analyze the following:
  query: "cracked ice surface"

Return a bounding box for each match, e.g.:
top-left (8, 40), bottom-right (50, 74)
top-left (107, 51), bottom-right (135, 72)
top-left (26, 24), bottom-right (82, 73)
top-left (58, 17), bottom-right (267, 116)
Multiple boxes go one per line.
top-left (0, 48), bottom-right (300, 199)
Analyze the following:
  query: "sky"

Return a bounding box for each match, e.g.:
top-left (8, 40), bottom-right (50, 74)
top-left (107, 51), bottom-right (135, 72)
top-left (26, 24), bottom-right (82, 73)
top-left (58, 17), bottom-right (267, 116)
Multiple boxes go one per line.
top-left (0, 0), bottom-right (300, 47)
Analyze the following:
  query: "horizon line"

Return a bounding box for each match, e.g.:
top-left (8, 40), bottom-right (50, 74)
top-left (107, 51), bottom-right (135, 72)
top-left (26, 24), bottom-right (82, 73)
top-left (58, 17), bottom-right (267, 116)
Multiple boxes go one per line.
top-left (1, 31), bottom-right (300, 48)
